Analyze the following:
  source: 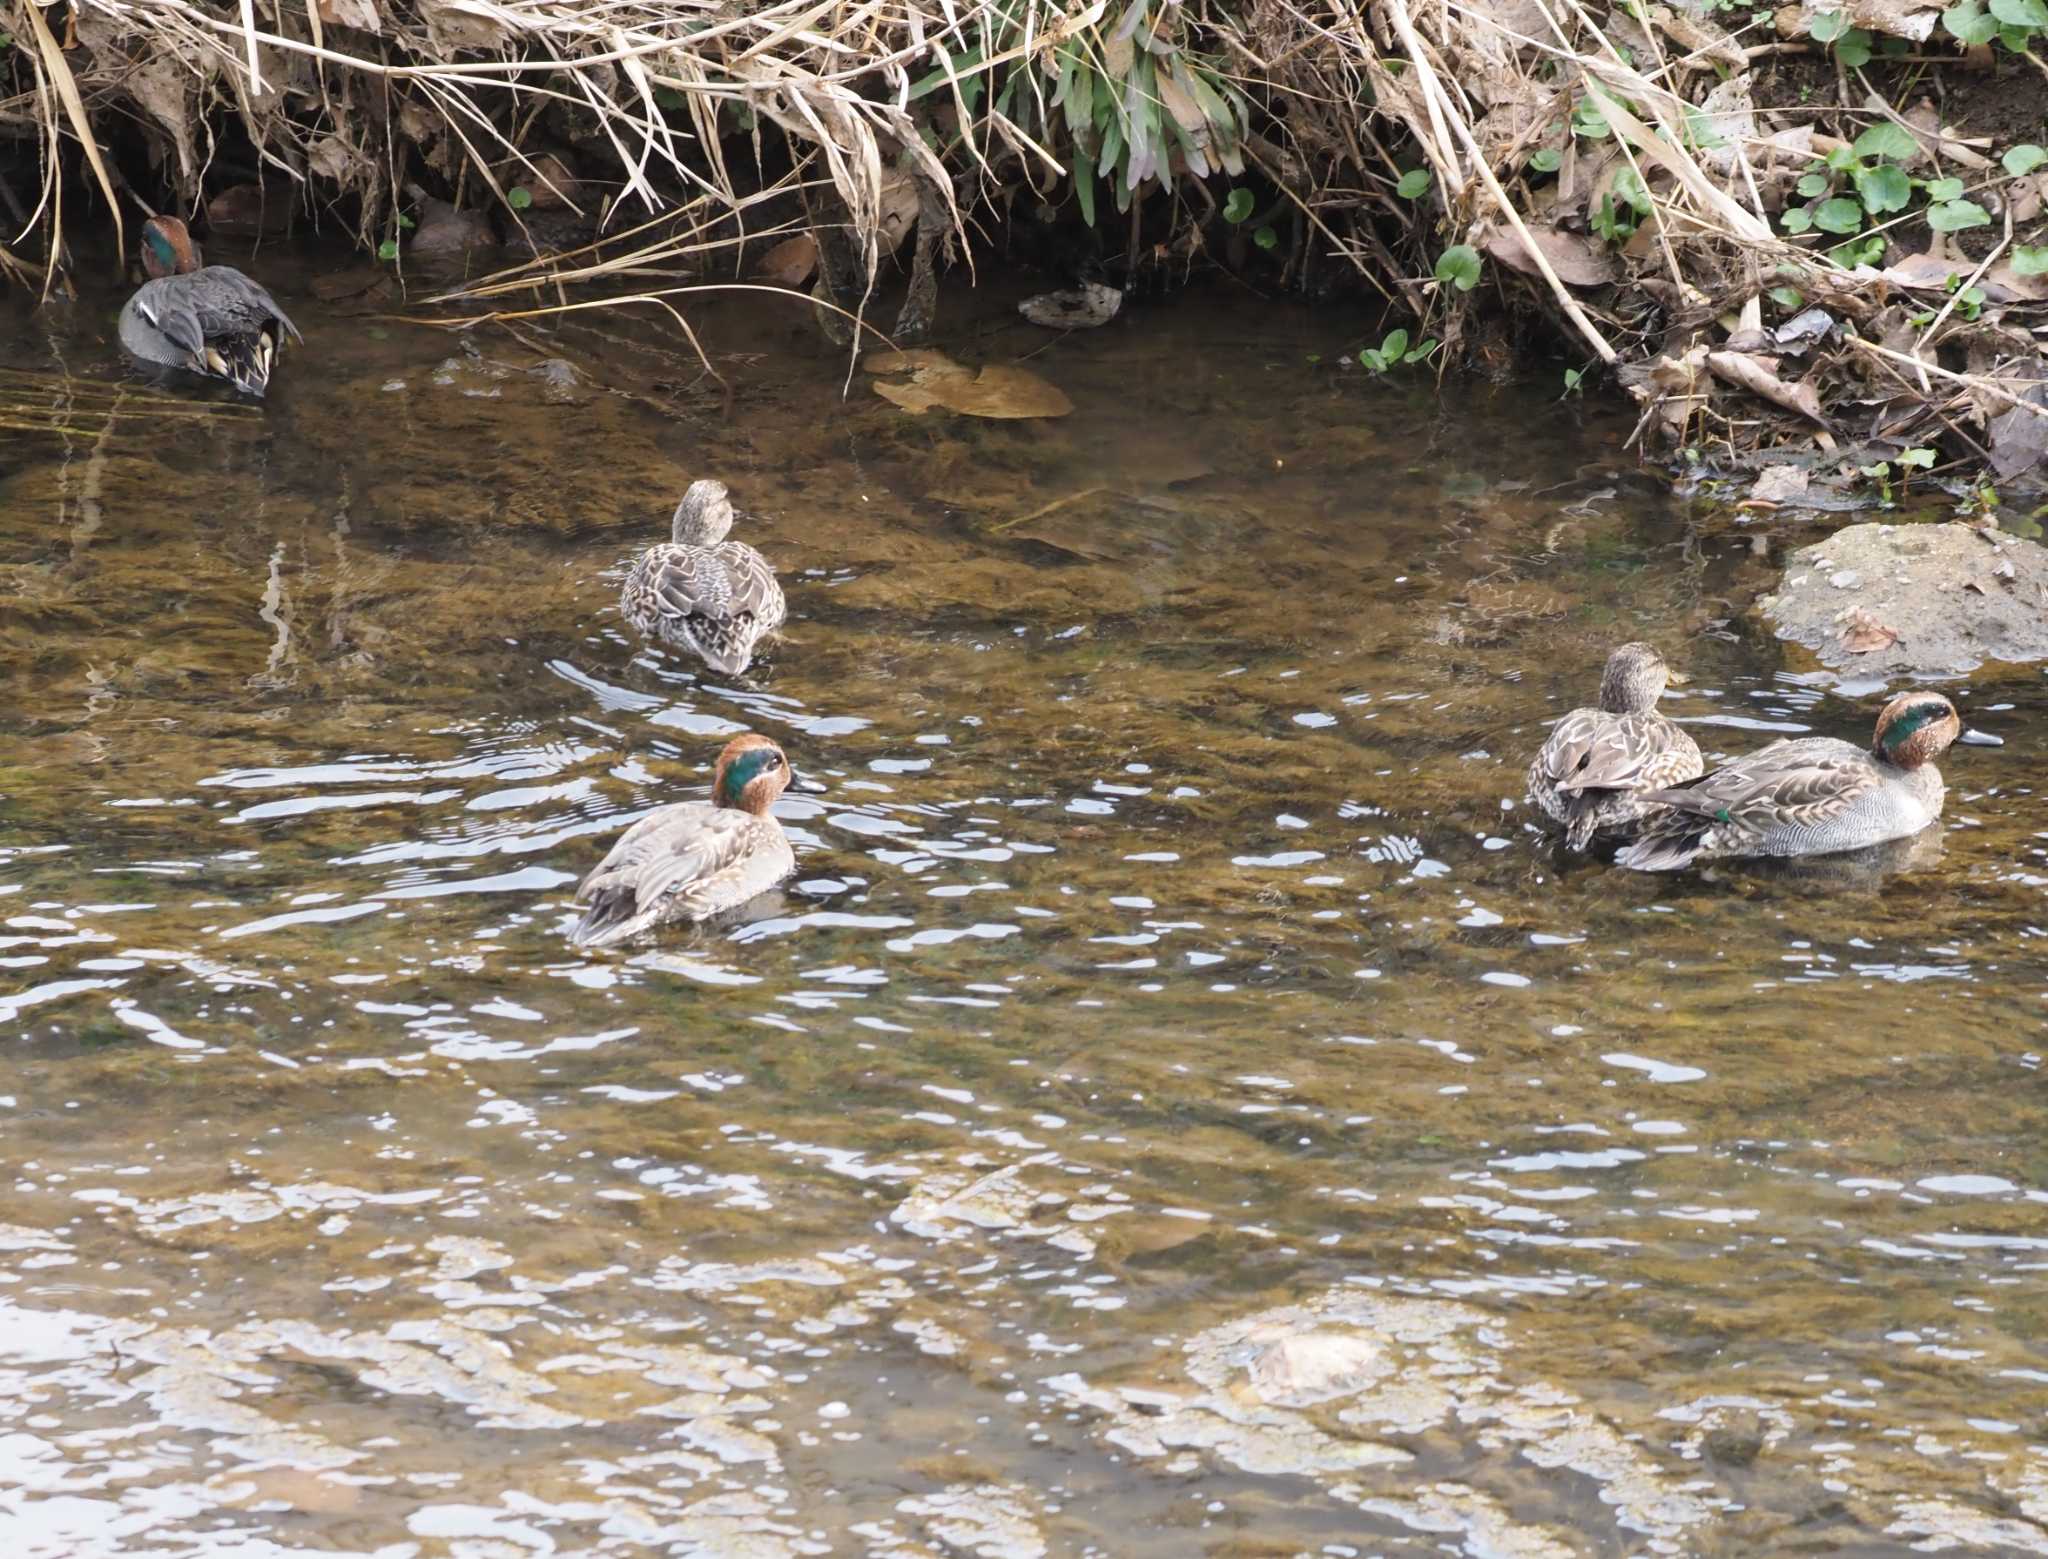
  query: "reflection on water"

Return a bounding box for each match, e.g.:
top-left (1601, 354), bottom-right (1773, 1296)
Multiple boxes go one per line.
top-left (3, 260), bottom-right (2047, 1556)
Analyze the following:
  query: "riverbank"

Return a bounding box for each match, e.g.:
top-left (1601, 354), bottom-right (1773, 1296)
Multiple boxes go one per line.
top-left (7, 0), bottom-right (2048, 505)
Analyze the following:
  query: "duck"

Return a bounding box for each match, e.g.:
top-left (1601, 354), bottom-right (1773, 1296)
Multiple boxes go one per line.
top-left (620, 479), bottom-right (786, 677)
top-left (1617, 691), bottom-right (1961, 871)
top-left (570, 734), bottom-right (796, 949)
top-left (117, 216), bottom-right (301, 397)
top-left (1527, 641), bottom-right (1703, 851)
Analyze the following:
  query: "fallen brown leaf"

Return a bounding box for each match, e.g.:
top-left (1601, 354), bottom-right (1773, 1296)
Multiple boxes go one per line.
top-left (867, 350), bottom-right (1073, 419)
top-left (754, 234), bottom-right (819, 289)
top-left (1477, 223), bottom-right (1617, 288)
top-left (1838, 606), bottom-right (1900, 654)
top-left (1706, 350), bottom-right (1830, 426)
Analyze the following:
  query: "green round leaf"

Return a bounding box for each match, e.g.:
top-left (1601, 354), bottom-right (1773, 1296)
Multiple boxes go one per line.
top-left (377, 237), bottom-right (399, 262)
top-left (1852, 122), bottom-right (1918, 161)
top-left (1780, 206), bottom-right (1814, 234)
top-left (1837, 29), bottom-right (1873, 65)
top-left (1898, 447), bottom-right (1937, 468)
top-left (2003, 143), bottom-right (2048, 175)
top-left (396, 212), bottom-right (416, 230)
top-left (1381, 328), bottom-right (1410, 359)
top-left (1435, 243), bottom-right (1483, 291)
top-left (1808, 9), bottom-right (1847, 37)
top-left (1855, 163), bottom-right (1911, 213)
top-left (508, 186), bottom-right (533, 210)
top-left (1927, 197), bottom-right (1992, 231)
top-left (1396, 168), bottom-right (1432, 199)
top-left (1797, 171), bottom-right (1832, 198)
top-left (1528, 148), bottom-right (1562, 173)
top-left (1253, 224), bottom-right (1279, 251)
top-left (1223, 187), bottom-right (1254, 224)
top-left (1925, 175), bottom-right (1965, 202)
top-left (1943, 0), bottom-right (1999, 41)
top-left (1813, 196), bottom-right (1864, 233)
top-left (2013, 243), bottom-right (2048, 277)
top-left (1769, 284), bottom-right (1805, 309)
top-left (1614, 167), bottom-right (1653, 213)
top-left (1990, 0), bottom-right (2048, 25)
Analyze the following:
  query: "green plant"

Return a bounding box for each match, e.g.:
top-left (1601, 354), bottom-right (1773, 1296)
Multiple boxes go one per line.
top-left (1357, 327), bottom-right (1439, 374)
top-left (2014, 244), bottom-right (2048, 276)
top-left (508, 186), bottom-right (533, 210)
top-left (1924, 176), bottom-right (1991, 231)
top-left (1589, 168), bottom-right (1654, 245)
top-left (1860, 460), bottom-right (1895, 503)
top-left (1396, 168), bottom-right (1432, 199)
top-left (1943, 0), bottom-right (2048, 52)
top-left (1223, 187), bottom-right (1254, 223)
top-left (2005, 143), bottom-right (2048, 175)
top-left (910, 0), bottom-right (1247, 226)
top-left (1562, 365), bottom-right (1587, 396)
top-left (1435, 244), bottom-right (1483, 291)
top-left (1253, 224), bottom-right (1279, 251)
top-left (1780, 124), bottom-right (1997, 253)
top-left (1808, 9), bottom-right (1874, 65)
top-left (377, 237), bottom-right (399, 261)
top-left (1528, 148), bottom-right (1562, 174)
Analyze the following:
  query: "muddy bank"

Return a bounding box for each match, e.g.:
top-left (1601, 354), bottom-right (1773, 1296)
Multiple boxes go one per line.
top-left (10, 0), bottom-right (2048, 503)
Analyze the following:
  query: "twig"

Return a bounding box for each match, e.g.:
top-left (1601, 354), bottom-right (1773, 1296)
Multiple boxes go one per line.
top-left (1842, 337), bottom-right (2048, 421)
top-left (1906, 210), bottom-right (2011, 383)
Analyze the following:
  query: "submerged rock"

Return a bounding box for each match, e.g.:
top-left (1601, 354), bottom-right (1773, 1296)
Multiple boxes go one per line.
top-left (1758, 521), bottom-right (2048, 676)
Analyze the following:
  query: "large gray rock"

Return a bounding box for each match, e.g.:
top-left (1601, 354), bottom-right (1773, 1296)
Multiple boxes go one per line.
top-left (1757, 521), bottom-right (2048, 677)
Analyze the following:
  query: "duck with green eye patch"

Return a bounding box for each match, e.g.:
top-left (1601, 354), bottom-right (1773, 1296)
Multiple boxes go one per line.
top-left (1618, 692), bottom-right (1964, 872)
top-left (569, 733), bottom-right (796, 948)
top-left (118, 216), bottom-right (301, 398)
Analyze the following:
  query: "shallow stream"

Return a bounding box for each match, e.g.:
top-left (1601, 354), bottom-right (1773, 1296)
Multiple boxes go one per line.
top-left (2, 257), bottom-right (2046, 1556)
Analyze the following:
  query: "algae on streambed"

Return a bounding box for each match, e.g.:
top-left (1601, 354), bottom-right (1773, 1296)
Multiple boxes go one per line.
top-left (2, 269), bottom-right (2048, 1554)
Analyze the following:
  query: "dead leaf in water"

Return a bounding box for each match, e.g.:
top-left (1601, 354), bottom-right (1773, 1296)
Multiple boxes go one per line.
top-left (1747, 464), bottom-right (1811, 504)
top-left (754, 234), bottom-right (819, 289)
top-left (1837, 606), bottom-right (1900, 653)
top-left (1019, 281), bottom-right (1123, 330)
top-left (866, 350), bottom-right (1072, 419)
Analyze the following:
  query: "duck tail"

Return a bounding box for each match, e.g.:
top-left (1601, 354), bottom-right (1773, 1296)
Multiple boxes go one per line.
top-left (1563, 808), bottom-right (1602, 853)
top-left (201, 328), bottom-right (280, 398)
top-left (569, 886), bottom-right (646, 950)
top-left (691, 619), bottom-right (756, 678)
top-left (1615, 819), bottom-right (1707, 872)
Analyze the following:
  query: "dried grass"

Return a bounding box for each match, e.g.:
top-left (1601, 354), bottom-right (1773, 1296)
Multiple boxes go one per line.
top-left (9, 0), bottom-right (2047, 485)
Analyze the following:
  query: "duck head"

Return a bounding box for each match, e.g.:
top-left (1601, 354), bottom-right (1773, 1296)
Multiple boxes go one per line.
top-left (1872, 692), bottom-right (1960, 769)
top-left (1597, 642), bottom-right (1674, 714)
top-left (712, 734), bottom-right (791, 815)
top-left (141, 216), bottom-right (202, 279)
top-left (671, 479), bottom-right (736, 546)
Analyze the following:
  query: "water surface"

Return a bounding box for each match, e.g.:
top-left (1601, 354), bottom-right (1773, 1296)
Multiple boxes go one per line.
top-left (2, 260), bottom-right (2046, 1556)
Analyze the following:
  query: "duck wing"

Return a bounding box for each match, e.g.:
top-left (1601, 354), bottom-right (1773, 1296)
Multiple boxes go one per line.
top-left (1547, 711), bottom-right (1701, 794)
top-left (134, 268), bottom-right (299, 347)
top-left (1641, 737), bottom-right (1879, 831)
top-left (710, 540), bottom-right (786, 632)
